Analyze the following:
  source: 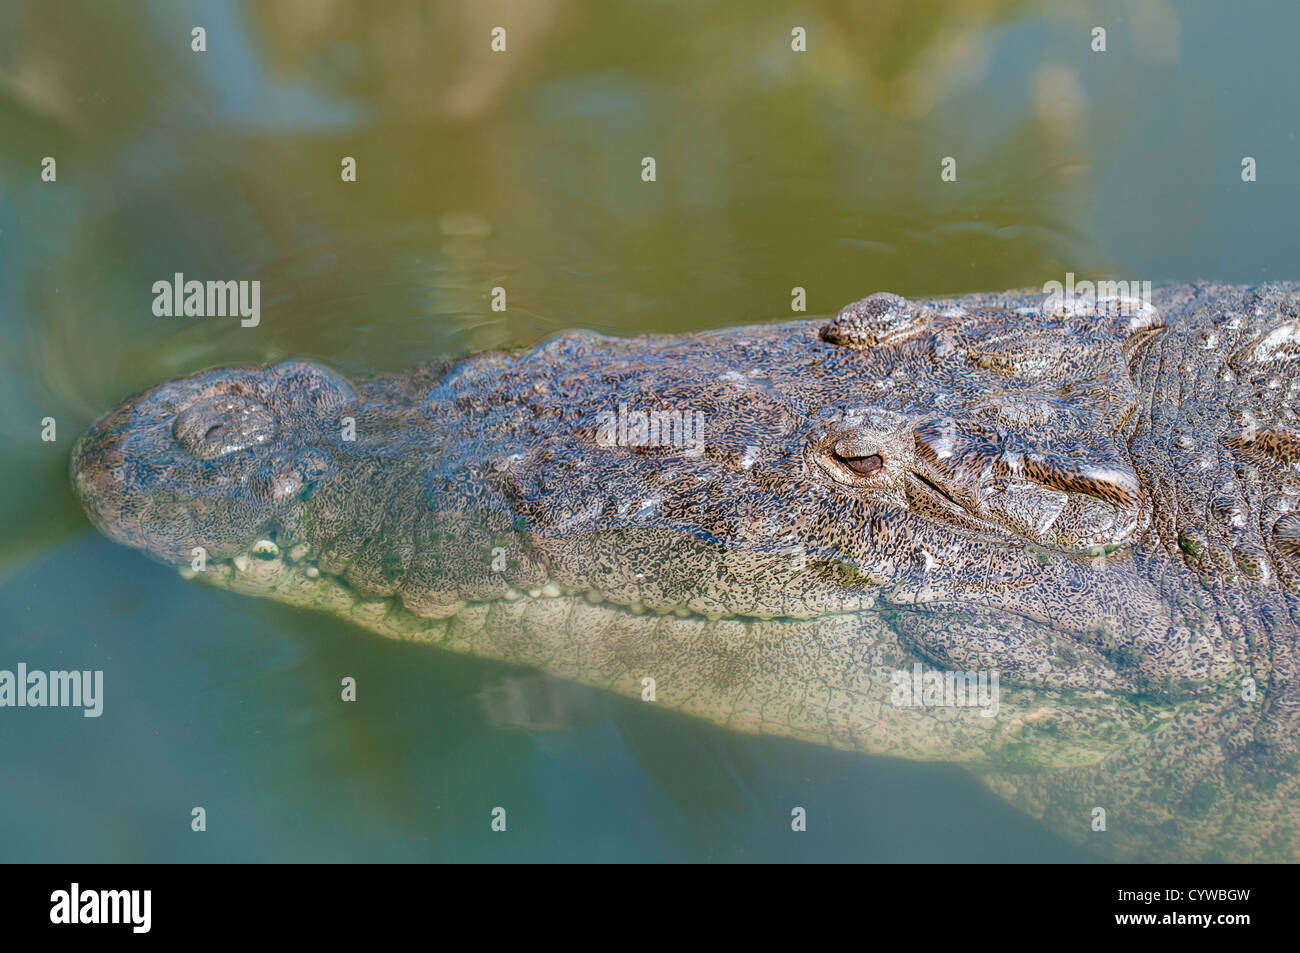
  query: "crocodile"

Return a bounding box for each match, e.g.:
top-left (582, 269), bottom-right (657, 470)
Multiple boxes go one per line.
top-left (69, 283), bottom-right (1300, 861)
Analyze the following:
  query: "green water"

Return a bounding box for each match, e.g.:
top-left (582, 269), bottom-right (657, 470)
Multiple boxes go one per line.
top-left (2, 0), bottom-right (1296, 862)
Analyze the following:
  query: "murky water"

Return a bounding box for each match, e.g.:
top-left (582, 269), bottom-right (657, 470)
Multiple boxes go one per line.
top-left (2, 0), bottom-right (1297, 861)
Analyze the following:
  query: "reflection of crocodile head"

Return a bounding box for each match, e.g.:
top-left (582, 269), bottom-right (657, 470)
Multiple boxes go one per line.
top-left (70, 283), bottom-right (1300, 860)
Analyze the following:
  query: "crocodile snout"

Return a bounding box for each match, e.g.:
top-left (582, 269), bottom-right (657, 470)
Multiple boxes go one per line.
top-left (69, 407), bottom-right (156, 556)
top-left (70, 360), bottom-right (354, 565)
top-left (172, 392), bottom-right (279, 460)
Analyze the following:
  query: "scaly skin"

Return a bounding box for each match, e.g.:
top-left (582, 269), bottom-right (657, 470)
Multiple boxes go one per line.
top-left (70, 283), bottom-right (1300, 861)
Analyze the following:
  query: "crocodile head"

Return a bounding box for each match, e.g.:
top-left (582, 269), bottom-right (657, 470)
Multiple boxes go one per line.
top-left (65, 290), bottom-right (1259, 773)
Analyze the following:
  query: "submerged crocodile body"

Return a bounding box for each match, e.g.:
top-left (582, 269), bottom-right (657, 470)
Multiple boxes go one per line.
top-left (70, 283), bottom-right (1300, 861)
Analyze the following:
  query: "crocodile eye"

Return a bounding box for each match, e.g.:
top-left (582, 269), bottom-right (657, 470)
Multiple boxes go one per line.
top-left (811, 428), bottom-right (899, 487)
top-left (820, 292), bottom-right (926, 349)
top-left (837, 452), bottom-right (885, 478)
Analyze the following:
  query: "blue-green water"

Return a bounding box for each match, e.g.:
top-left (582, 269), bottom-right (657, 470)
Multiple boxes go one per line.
top-left (2, 0), bottom-right (1297, 861)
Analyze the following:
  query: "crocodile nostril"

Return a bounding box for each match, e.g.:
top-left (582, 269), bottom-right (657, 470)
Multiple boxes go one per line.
top-left (838, 452), bottom-right (885, 478)
top-left (173, 393), bottom-right (278, 460)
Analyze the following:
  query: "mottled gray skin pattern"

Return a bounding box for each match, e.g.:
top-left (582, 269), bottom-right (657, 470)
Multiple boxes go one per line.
top-left (71, 283), bottom-right (1300, 861)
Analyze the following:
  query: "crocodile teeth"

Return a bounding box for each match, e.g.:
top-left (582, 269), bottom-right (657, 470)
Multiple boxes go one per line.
top-left (233, 554), bottom-right (250, 572)
top-left (252, 539), bottom-right (279, 557)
